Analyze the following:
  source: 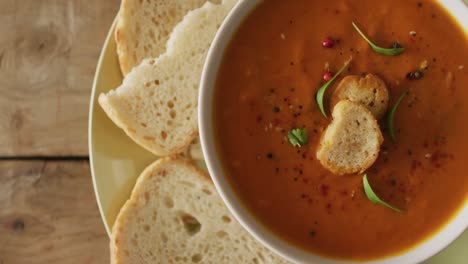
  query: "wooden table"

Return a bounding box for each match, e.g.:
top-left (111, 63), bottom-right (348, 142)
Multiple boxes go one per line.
top-left (0, 1), bottom-right (119, 263)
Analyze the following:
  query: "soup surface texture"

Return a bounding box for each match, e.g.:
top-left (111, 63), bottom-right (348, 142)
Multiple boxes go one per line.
top-left (214, 0), bottom-right (468, 260)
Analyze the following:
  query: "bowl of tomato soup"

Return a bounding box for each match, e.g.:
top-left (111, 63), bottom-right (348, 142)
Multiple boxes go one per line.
top-left (199, 0), bottom-right (468, 263)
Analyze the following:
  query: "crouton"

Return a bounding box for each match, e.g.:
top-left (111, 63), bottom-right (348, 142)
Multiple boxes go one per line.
top-left (317, 100), bottom-right (383, 175)
top-left (331, 74), bottom-right (389, 119)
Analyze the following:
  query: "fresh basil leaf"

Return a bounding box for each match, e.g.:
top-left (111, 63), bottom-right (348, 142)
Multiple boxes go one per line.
top-left (363, 174), bottom-right (402, 213)
top-left (387, 91), bottom-right (408, 143)
top-left (352, 22), bottom-right (404, 56)
top-left (287, 128), bottom-right (308, 147)
top-left (315, 58), bottom-right (352, 118)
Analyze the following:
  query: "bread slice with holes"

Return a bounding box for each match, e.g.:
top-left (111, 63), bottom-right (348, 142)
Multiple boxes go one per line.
top-left (331, 74), bottom-right (389, 119)
top-left (99, 0), bottom-right (238, 156)
top-left (111, 157), bottom-right (288, 264)
top-left (115, 0), bottom-right (221, 76)
top-left (317, 100), bottom-right (383, 175)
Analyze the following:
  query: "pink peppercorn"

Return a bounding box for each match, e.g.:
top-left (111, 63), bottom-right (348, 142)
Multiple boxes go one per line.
top-left (323, 72), bottom-right (333, 81)
top-left (322, 37), bottom-right (335, 48)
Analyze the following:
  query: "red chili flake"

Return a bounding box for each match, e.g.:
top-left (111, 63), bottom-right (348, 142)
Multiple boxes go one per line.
top-left (411, 160), bottom-right (422, 174)
top-left (340, 190), bottom-right (348, 196)
top-left (256, 115), bottom-right (263, 123)
top-left (430, 151), bottom-right (440, 164)
top-left (423, 141), bottom-right (429, 148)
top-left (320, 184), bottom-right (330, 197)
top-left (272, 118), bottom-right (282, 126)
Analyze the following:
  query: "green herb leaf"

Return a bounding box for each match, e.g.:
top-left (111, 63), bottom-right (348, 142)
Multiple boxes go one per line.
top-left (352, 22), bottom-right (404, 56)
top-left (315, 58), bottom-right (352, 117)
top-left (387, 91), bottom-right (408, 143)
top-left (363, 174), bottom-right (402, 213)
top-left (287, 128), bottom-right (308, 147)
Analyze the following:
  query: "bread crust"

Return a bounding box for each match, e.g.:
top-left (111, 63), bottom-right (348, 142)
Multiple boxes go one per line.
top-left (115, 0), bottom-right (213, 75)
top-left (110, 157), bottom-right (287, 264)
top-left (102, 0), bottom-right (235, 156)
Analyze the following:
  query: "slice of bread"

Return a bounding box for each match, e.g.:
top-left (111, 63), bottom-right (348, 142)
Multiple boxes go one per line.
top-left (99, 0), bottom-right (238, 156)
top-left (115, 0), bottom-right (220, 76)
top-left (111, 157), bottom-right (288, 264)
top-left (331, 74), bottom-right (389, 119)
top-left (317, 100), bottom-right (383, 175)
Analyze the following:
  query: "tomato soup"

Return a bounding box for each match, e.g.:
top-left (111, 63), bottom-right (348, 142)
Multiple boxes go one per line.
top-left (213, 0), bottom-right (468, 261)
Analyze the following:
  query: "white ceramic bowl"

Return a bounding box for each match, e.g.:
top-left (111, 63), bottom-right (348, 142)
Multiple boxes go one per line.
top-left (199, 1), bottom-right (468, 263)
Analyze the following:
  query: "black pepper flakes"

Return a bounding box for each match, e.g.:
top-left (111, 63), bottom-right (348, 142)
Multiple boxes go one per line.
top-left (266, 152), bottom-right (274, 159)
top-left (273, 106), bottom-right (280, 113)
top-left (406, 70), bottom-right (424, 80)
top-left (390, 42), bottom-right (403, 49)
top-left (309, 231), bottom-right (316, 237)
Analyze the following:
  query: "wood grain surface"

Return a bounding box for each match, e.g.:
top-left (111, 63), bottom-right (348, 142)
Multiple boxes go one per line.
top-left (0, 161), bottom-right (108, 263)
top-left (0, 0), bottom-right (118, 157)
top-left (0, 0), bottom-right (119, 263)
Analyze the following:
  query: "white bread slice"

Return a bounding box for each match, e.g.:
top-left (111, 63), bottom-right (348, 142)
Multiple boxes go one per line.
top-left (317, 100), bottom-right (383, 175)
top-left (99, 0), bottom-right (238, 156)
top-left (111, 157), bottom-right (288, 264)
top-left (115, 0), bottom-right (220, 76)
top-left (331, 74), bottom-right (389, 119)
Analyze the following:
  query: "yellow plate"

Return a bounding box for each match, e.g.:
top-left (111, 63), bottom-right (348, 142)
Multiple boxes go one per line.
top-left (89, 16), bottom-right (468, 264)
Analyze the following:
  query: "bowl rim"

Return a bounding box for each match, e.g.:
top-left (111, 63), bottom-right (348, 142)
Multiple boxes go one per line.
top-left (199, 1), bottom-right (468, 263)
top-left (89, 16), bottom-right (119, 237)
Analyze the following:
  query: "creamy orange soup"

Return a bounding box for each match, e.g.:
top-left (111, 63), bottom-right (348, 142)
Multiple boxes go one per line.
top-left (213, 0), bottom-right (468, 260)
